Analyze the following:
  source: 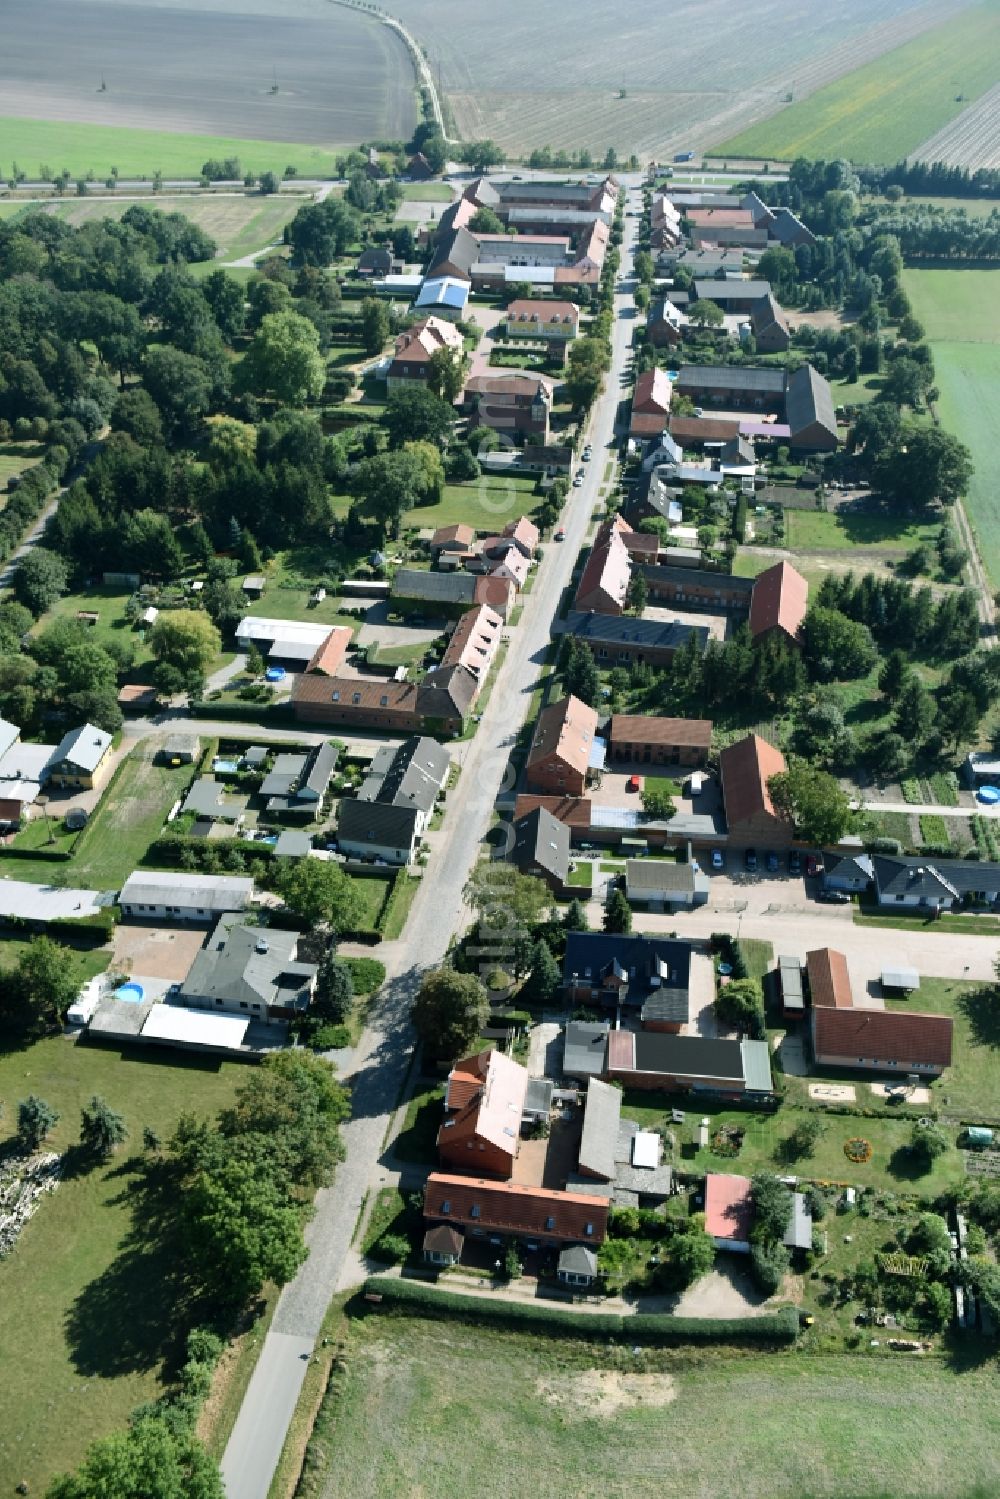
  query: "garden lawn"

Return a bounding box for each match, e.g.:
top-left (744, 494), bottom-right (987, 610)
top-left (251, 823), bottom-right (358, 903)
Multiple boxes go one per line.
top-left (311, 1312), bottom-right (1000, 1499)
top-left (36, 585), bottom-right (149, 664)
top-left (888, 977), bottom-right (1000, 1122)
top-left (402, 475), bottom-right (539, 532)
top-left (380, 873), bottom-right (420, 940)
top-left (785, 509), bottom-right (939, 552)
top-left (41, 193), bottom-right (303, 263)
top-left (349, 873), bottom-right (393, 933)
top-left (244, 584), bottom-right (359, 631)
top-left (391, 1080), bottom-right (443, 1164)
top-left (0, 937), bottom-right (108, 990)
top-left (399, 182), bottom-right (453, 202)
top-left (620, 1096), bottom-right (965, 1195)
top-left (0, 751), bottom-right (196, 888)
top-left (0, 1034), bottom-right (241, 1496)
top-left (0, 116), bottom-right (344, 179)
top-left (715, 4), bottom-right (1000, 163)
top-left (0, 440), bottom-right (45, 489)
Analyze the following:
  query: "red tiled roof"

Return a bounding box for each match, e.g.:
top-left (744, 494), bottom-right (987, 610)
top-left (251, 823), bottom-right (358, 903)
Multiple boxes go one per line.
top-left (718, 733), bottom-right (788, 829)
top-left (441, 604), bottom-right (503, 677)
top-left (575, 527), bottom-right (631, 611)
top-left (438, 1049), bottom-right (528, 1160)
top-left (423, 1173), bottom-right (609, 1244)
top-left (527, 695), bottom-right (599, 780)
top-left (513, 793), bottom-right (592, 830)
top-left (607, 1031), bottom-right (635, 1071)
top-left (474, 574), bottom-right (515, 613)
top-left (749, 560), bottom-right (809, 641)
top-left (445, 1049), bottom-right (493, 1111)
top-left (687, 209), bottom-right (754, 228)
top-left (306, 626), bottom-right (352, 676)
top-left (503, 515), bottom-right (540, 554)
top-left (633, 368), bottom-right (673, 415)
top-left (609, 715), bottom-right (713, 749)
top-left (432, 523), bottom-right (476, 548)
top-left (505, 299), bottom-right (580, 323)
top-left (705, 1172), bottom-right (753, 1243)
top-left (630, 412), bottom-right (669, 438)
top-left (813, 1007), bottom-right (953, 1069)
top-left (669, 416), bottom-right (741, 444)
top-left (292, 674), bottom-right (415, 712)
top-left (806, 948), bottom-right (853, 1009)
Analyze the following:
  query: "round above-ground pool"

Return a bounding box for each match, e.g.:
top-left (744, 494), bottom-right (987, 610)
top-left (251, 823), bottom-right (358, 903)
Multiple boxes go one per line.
top-left (978, 786), bottom-right (1000, 805)
top-left (114, 981), bottom-right (146, 1003)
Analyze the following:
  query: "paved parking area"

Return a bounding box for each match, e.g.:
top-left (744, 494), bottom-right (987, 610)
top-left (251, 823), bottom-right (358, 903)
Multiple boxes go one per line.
top-left (110, 922), bottom-right (207, 982)
top-left (356, 602), bottom-right (443, 651)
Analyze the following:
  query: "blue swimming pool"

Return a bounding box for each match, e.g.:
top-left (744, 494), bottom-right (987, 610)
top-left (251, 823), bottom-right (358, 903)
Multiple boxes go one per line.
top-left (213, 758), bottom-right (239, 774)
top-left (978, 786), bottom-right (1000, 805)
top-left (115, 981), bottom-right (146, 1004)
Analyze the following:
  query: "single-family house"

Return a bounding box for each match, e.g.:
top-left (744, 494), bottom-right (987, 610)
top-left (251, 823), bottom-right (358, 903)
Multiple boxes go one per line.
top-left (646, 296), bottom-right (687, 348)
top-left (386, 316), bottom-right (465, 390)
top-left (573, 522), bottom-right (632, 614)
top-left (557, 1245), bottom-right (600, 1287)
top-left (46, 723), bottom-right (113, 790)
top-left (118, 871), bottom-right (254, 922)
top-left (822, 852), bottom-right (874, 893)
top-left (337, 735), bottom-right (449, 865)
top-left (357, 246), bottom-right (399, 278)
top-left (441, 604), bottom-right (503, 681)
top-left (259, 741), bottom-right (339, 816)
top-left (437, 1048), bottom-right (529, 1178)
top-left (608, 714), bottom-right (712, 767)
top-left (430, 523), bottom-right (477, 559)
top-left (510, 806), bottom-right (571, 893)
top-left (747, 560), bottom-right (808, 646)
top-left (465, 374), bottom-right (551, 439)
top-left (718, 733), bottom-right (792, 846)
top-left (872, 853), bottom-right (1000, 910)
top-left (502, 515), bottom-right (540, 558)
top-left (178, 914), bottom-right (317, 1025)
top-left (423, 1172), bottom-right (609, 1250)
top-left (526, 694), bottom-right (599, 798)
top-left (406, 151), bottom-right (435, 180)
top-left (422, 1223), bottom-right (464, 1266)
top-left (811, 1005), bottom-right (953, 1076)
top-left (563, 932), bottom-right (691, 1028)
top-left (625, 858), bottom-right (710, 908)
top-left (705, 1172), bottom-right (812, 1254)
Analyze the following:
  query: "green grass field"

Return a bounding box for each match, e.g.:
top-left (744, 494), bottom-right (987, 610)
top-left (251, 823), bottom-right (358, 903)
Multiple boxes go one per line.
top-left (0, 751), bottom-right (194, 888)
top-left (716, 2), bottom-right (1000, 163)
top-left (39, 585), bottom-right (149, 662)
top-left (905, 268), bottom-right (1000, 584)
top-left (0, 1034), bottom-right (240, 1495)
top-left (0, 117), bottom-right (344, 181)
top-left (0, 440), bottom-right (45, 491)
top-left (785, 509), bottom-right (939, 552)
top-left (36, 193), bottom-right (304, 264)
top-left (402, 475), bottom-right (539, 532)
top-left (399, 182), bottom-right (452, 202)
top-left (313, 1312), bottom-right (1000, 1499)
top-left (888, 977), bottom-right (1000, 1121)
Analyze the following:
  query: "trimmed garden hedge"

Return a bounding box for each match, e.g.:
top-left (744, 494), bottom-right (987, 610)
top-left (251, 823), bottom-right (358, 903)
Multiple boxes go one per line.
top-left (359, 1276), bottom-right (799, 1345)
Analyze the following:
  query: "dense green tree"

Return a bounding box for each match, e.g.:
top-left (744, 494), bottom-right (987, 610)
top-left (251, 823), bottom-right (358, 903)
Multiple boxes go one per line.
top-left (910, 1120), bottom-right (949, 1169)
top-left (201, 269), bottom-right (247, 342)
top-left (768, 762), bottom-right (855, 846)
top-left (661, 1221), bottom-right (716, 1289)
top-left (360, 297), bottom-right (391, 357)
top-left (563, 898), bottom-right (589, 932)
top-left (314, 951), bottom-right (354, 1023)
top-left (149, 609), bottom-right (220, 694)
top-left (14, 547), bottom-right (69, 615)
top-left (181, 1154), bottom-right (307, 1303)
top-left (523, 938), bottom-right (561, 1006)
top-left (381, 384), bottom-right (455, 448)
top-left (241, 311), bottom-right (325, 405)
top-left (873, 424), bottom-right (973, 511)
top-left (17, 1094), bottom-right (59, 1151)
top-left (412, 968), bottom-right (489, 1060)
top-left (111, 387), bottom-right (164, 447)
top-left (46, 1409), bottom-right (224, 1499)
top-left (143, 345), bottom-right (215, 441)
top-left (640, 779), bottom-right (675, 820)
top-left (286, 197), bottom-right (360, 266)
top-left (714, 977), bottom-right (765, 1039)
top-left (603, 888), bottom-right (632, 934)
top-left (426, 345), bottom-right (464, 404)
top-left (220, 1051), bottom-right (348, 1191)
top-left (80, 1094), bottom-right (128, 1159)
top-left (687, 298), bottom-right (725, 328)
top-left (750, 1239), bottom-right (790, 1295)
top-left (276, 859), bottom-right (365, 934)
top-left (801, 606), bottom-right (877, 681)
top-left (751, 1173), bottom-right (793, 1244)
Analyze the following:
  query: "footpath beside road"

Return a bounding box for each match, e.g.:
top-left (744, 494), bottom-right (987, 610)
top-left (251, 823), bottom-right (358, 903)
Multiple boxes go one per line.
top-left (221, 182), bottom-right (645, 1499)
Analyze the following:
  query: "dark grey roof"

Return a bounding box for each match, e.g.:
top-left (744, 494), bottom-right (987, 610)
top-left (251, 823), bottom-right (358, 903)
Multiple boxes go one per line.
top-left (392, 569), bottom-right (477, 605)
top-left (273, 830), bottom-right (313, 858)
top-left (301, 741), bottom-right (339, 799)
top-left (563, 612), bottom-right (711, 655)
top-left (640, 563), bottom-right (754, 595)
top-left (525, 1077), bottom-right (554, 1115)
top-left (693, 279), bottom-right (772, 302)
top-left (337, 797), bottom-right (418, 852)
top-left (564, 933), bottom-right (690, 1019)
top-left (259, 744), bottom-right (337, 808)
top-left (417, 664), bottom-right (478, 722)
top-left (243, 745), bottom-right (268, 767)
top-left (261, 754), bottom-right (307, 796)
top-left (578, 1078), bottom-right (621, 1182)
top-left (558, 1244), bottom-right (598, 1275)
top-left (563, 1020), bottom-right (610, 1078)
top-left (181, 778), bottom-right (246, 821)
top-left (179, 915), bottom-right (316, 1012)
top-left (633, 1030), bottom-right (745, 1082)
top-left (676, 364), bottom-right (785, 394)
top-left (823, 852), bottom-right (873, 881)
top-left (427, 224), bottom-right (479, 279)
top-left (505, 207), bottom-right (604, 226)
top-left (750, 292), bottom-right (787, 334)
top-left (768, 207), bottom-right (815, 245)
top-left (359, 736), bottom-right (449, 814)
top-left (873, 854), bottom-right (1000, 898)
top-left (785, 364), bottom-right (837, 440)
top-left (511, 806), bottom-right (570, 885)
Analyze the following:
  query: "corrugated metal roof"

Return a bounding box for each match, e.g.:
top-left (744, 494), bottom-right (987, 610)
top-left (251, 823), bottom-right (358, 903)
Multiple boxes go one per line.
top-left (740, 1039), bottom-right (774, 1093)
top-left (578, 1078), bottom-right (621, 1182)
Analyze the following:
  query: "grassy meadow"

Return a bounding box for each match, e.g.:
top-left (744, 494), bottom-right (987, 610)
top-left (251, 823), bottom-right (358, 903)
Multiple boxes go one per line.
top-left (35, 192), bottom-right (305, 263)
top-left (904, 268), bottom-right (1000, 584)
top-left (0, 1034), bottom-right (241, 1495)
top-left (311, 1312), bottom-right (1000, 1499)
top-left (717, 2), bottom-right (1000, 162)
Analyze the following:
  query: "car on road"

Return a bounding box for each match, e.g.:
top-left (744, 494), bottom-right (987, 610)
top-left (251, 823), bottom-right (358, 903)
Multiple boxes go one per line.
top-left (744, 847), bottom-right (758, 872)
top-left (805, 853), bottom-right (822, 877)
top-left (554, 527), bottom-right (566, 541)
top-left (626, 774), bottom-right (643, 793)
top-left (710, 849), bottom-right (724, 870)
top-left (788, 850), bottom-right (802, 875)
top-left (766, 850), bottom-right (779, 873)
top-left (573, 472), bottom-right (584, 487)
top-left (817, 889), bottom-right (851, 904)
top-left (582, 446), bottom-right (593, 461)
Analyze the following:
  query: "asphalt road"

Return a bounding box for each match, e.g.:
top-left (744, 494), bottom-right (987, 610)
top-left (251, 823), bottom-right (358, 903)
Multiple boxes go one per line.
top-left (220, 177), bottom-right (645, 1499)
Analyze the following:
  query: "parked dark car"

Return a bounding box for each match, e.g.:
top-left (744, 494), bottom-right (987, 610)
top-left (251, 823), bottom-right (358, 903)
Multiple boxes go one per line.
top-left (805, 853), bottom-right (821, 877)
top-left (817, 889), bottom-right (851, 904)
top-left (788, 850), bottom-right (802, 875)
top-left (744, 848), bottom-right (758, 872)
